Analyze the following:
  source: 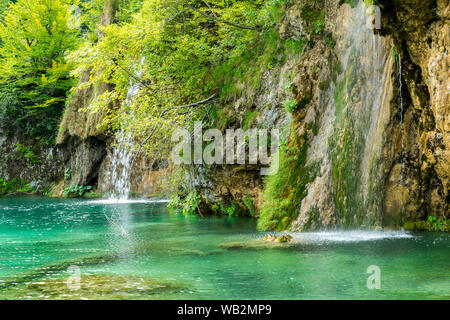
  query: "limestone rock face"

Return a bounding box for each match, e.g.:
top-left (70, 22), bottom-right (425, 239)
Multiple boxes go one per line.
top-left (55, 69), bottom-right (109, 188)
top-left (378, 0), bottom-right (449, 222)
top-left (54, 2), bottom-right (116, 192)
top-left (0, 131), bottom-right (64, 190)
top-left (189, 0), bottom-right (448, 229)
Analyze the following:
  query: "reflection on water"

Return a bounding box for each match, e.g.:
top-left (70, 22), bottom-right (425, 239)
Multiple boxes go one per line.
top-left (104, 204), bottom-right (137, 258)
top-left (0, 197), bottom-right (449, 300)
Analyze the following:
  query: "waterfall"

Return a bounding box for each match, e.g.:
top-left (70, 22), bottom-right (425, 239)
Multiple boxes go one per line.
top-left (103, 58), bottom-right (145, 200)
top-left (106, 130), bottom-right (134, 199)
top-left (293, 1), bottom-right (395, 229)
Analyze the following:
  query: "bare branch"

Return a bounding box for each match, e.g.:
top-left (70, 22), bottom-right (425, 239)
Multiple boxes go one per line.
top-left (172, 94), bottom-right (216, 109)
top-left (166, 7), bottom-right (190, 24)
top-left (130, 93), bottom-right (216, 164)
top-left (202, 1), bottom-right (218, 18)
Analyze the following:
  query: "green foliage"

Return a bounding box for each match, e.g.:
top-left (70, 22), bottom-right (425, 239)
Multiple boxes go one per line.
top-left (0, 0), bottom-right (80, 144)
top-left (243, 195), bottom-right (258, 217)
top-left (0, 0), bottom-right (8, 22)
top-left (403, 217), bottom-right (448, 232)
top-left (0, 177), bottom-right (34, 195)
top-left (14, 143), bottom-right (40, 165)
top-left (283, 100), bottom-right (299, 113)
top-left (63, 185), bottom-right (92, 197)
top-left (64, 168), bottom-right (72, 181)
top-left (168, 191), bottom-right (201, 216)
top-left (427, 216), bottom-right (448, 232)
top-left (222, 201), bottom-right (238, 217)
top-left (64, 0), bottom-right (294, 163)
top-left (300, 2), bottom-right (325, 35)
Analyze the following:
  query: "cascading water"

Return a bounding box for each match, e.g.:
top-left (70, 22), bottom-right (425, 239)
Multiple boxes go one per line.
top-left (106, 130), bottom-right (134, 199)
top-left (293, 0), bottom-right (395, 229)
top-left (103, 58), bottom-right (145, 200)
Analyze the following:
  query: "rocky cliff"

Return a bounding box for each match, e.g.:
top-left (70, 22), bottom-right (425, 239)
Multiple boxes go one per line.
top-left (186, 0), bottom-right (449, 230)
top-left (54, 0), bottom-right (172, 198)
top-left (0, 0), bottom-right (446, 230)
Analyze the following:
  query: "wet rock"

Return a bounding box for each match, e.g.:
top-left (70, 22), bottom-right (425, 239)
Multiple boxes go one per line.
top-left (219, 239), bottom-right (296, 250)
top-left (22, 275), bottom-right (186, 300)
top-left (263, 234), bottom-right (293, 243)
top-left (276, 234), bottom-right (293, 243)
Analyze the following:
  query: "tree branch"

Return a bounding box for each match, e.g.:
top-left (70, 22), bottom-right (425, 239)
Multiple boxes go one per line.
top-left (172, 93), bottom-right (216, 109)
top-left (189, 6), bottom-right (259, 30)
top-left (202, 1), bottom-right (218, 18)
top-left (166, 7), bottom-right (190, 24)
top-left (113, 60), bottom-right (162, 105)
top-left (167, 6), bottom-right (260, 31)
top-left (130, 93), bottom-right (217, 164)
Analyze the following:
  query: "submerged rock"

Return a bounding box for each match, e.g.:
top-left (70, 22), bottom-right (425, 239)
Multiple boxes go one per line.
top-left (276, 234), bottom-right (293, 243)
top-left (263, 233), bottom-right (293, 243)
top-left (18, 274), bottom-right (187, 300)
top-left (263, 234), bottom-right (278, 241)
top-left (220, 234), bottom-right (295, 250)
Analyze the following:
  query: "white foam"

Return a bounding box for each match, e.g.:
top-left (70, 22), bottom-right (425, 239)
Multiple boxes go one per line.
top-left (83, 199), bottom-right (169, 205)
top-left (289, 230), bottom-right (413, 243)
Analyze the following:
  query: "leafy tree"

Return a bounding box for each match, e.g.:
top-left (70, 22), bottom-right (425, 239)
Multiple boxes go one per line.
top-left (67, 0), bottom-right (286, 160)
top-left (0, 0), bottom-right (80, 144)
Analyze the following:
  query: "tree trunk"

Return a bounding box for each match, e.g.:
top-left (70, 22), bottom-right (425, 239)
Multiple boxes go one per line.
top-left (98, 0), bottom-right (118, 39)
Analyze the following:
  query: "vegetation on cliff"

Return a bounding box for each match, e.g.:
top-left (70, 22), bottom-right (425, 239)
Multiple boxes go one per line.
top-left (66, 0), bottom-right (289, 160)
top-left (0, 0), bottom-right (447, 232)
top-left (0, 0), bottom-right (80, 145)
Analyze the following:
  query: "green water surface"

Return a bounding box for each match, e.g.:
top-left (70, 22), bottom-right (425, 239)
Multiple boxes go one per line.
top-left (0, 197), bottom-right (448, 299)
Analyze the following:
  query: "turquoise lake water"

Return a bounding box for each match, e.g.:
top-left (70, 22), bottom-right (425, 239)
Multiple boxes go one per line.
top-left (0, 197), bottom-right (448, 299)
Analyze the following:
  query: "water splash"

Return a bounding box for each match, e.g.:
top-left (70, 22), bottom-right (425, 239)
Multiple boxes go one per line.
top-left (85, 199), bottom-right (169, 205)
top-left (289, 230), bottom-right (414, 243)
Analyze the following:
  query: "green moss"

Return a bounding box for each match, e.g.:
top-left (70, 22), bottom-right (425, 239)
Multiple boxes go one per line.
top-left (63, 185), bottom-right (93, 198)
top-left (168, 191), bottom-right (201, 216)
top-left (403, 218), bottom-right (448, 232)
top-left (328, 48), bottom-right (368, 228)
top-left (283, 100), bottom-right (299, 113)
top-left (84, 191), bottom-right (103, 198)
top-left (258, 124), bottom-right (317, 231)
top-left (329, 118), bottom-right (366, 227)
top-left (243, 194), bottom-right (258, 217)
top-left (333, 49), bottom-right (359, 116)
top-left (217, 200), bottom-right (249, 217)
top-left (242, 111), bottom-right (259, 130)
top-left (303, 207), bottom-right (321, 230)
